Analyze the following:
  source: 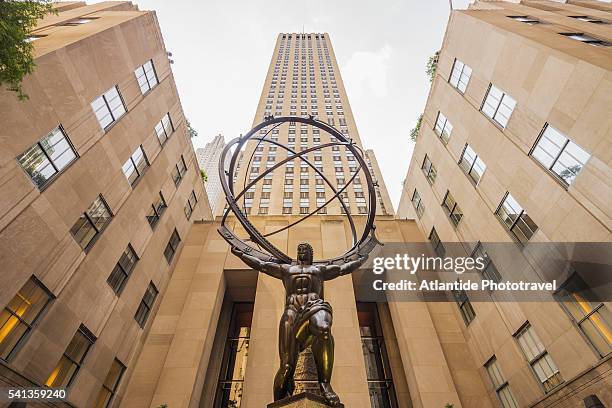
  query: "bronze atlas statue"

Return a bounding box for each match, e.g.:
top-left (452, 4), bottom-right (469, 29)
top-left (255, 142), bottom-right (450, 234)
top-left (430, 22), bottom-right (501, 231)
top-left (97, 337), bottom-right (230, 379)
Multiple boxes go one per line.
top-left (218, 116), bottom-right (381, 406)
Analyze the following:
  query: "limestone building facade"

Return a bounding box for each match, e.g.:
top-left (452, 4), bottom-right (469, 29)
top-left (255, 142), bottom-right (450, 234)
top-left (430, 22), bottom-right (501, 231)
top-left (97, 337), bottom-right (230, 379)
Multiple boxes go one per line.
top-left (0, 2), bottom-right (211, 407)
top-left (397, 1), bottom-right (612, 407)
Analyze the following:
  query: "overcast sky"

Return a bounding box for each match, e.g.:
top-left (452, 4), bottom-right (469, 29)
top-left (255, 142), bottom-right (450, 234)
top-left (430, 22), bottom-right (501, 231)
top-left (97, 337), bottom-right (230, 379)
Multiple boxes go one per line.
top-left (123, 0), bottom-right (471, 209)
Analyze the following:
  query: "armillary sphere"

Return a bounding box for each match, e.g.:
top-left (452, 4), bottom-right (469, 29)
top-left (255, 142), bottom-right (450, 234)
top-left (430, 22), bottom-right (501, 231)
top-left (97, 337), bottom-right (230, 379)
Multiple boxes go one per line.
top-left (217, 115), bottom-right (381, 265)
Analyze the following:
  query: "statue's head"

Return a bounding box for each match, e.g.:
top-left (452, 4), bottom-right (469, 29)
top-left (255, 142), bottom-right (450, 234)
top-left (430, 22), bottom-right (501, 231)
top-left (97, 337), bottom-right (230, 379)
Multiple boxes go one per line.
top-left (297, 243), bottom-right (314, 265)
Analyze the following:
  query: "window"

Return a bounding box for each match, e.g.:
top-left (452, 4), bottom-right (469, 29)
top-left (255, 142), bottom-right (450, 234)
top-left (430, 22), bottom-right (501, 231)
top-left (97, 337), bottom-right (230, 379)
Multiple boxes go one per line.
top-left (509, 15), bottom-right (541, 24)
top-left (485, 357), bottom-right (519, 408)
top-left (482, 84), bottom-right (516, 128)
top-left (134, 282), bottom-right (158, 328)
top-left (164, 229), bottom-right (181, 264)
top-left (441, 191), bottom-right (463, 227)
top-left (496, 193), bottom-right (538, 244)
top-left (25, 34), bottom-right (46, 42)
top-left (155, 113), bottom-right (174, 145)
top-left (70, 195), bottom-right (113, 250)
top-left (134, 60), bottom-right (158, 94)
top-left (122, 146), bottom-right (149, 186)
top-left (45, 325), bottom-right (96, 387)
top-left (434, 112), bottom-right (453, 144)
top-left (555, 274), bottom-right (611, 357)
top-left (184, 190), bottom-right (198, 220)
top-left (107, 244), bottom-right (138, 295)
top-left (0, 277), bottom-right (53, 360)
top-left (17, 126), bottom-right (77, 189)
top-left (91, 85), bottom-right (126, 129)
top-left (411, 189), bottom-right (425, 219)
top-left (357, 303), bottom-right (399, 408)
top-left (449, 59), bottom-right (472, 93)
top-left (569, 16), bottom-right (608, 24)
top-left (471, 242), bottom-right (501, 283)
top-left (459, 144), bottom-right (487, 184)
top-left (214, 303), bottom-right (253, 408)
top-left (515, 324), bottom-right (563, 392)
top-left (429, 227), bottom-right (445, 257)
top-left (146, 192), bottom-right (167, 229)
top-left (530, 125), bottom-right (590, 185)
top-left (94, 358), bottom-right (125, 408)
top-left (421, 155), bottom-right (437, 184)
top-left (58, 17), bottom-right (98, 26)
top-left (560, 32), bottom-right (610, 46)
top-left (452, 288), bottom-right (475, 325)
top-left (171, 156), bottom-right (188, 186)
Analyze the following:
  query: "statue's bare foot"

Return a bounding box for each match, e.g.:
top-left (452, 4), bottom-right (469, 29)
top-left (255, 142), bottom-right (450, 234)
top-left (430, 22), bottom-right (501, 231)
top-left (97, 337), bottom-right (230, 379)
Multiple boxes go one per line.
top-left (320, 382), bottom-right (340, 406)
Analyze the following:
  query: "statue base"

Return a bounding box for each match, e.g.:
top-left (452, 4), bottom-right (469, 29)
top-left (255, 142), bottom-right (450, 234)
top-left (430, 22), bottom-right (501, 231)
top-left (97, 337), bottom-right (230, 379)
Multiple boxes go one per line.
top-left (267, 392), bottom-right (345, 408)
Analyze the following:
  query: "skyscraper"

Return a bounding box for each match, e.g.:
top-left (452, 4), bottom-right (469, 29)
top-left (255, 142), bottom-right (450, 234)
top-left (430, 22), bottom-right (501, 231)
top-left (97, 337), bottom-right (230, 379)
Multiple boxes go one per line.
top-left (196, 134), bottom-right (231, 215)
top-left (398, 1), bottom-right (611, 407)
top-left (231, 33), bottom-right (395, 218)
top-left (0, 2), bottom-right (211, 407)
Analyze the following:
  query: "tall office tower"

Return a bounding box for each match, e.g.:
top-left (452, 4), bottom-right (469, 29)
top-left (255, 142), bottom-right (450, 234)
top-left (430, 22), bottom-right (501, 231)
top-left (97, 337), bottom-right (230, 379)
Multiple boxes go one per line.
top-left (398, 1), bottom-right (611, 407)
top-left (233, 33), bottom-right (395, 217)
top-left (196, 134), bottom-right (231, 216)
top-left (122, 33), bottom-right (503, 408)
top-left (0, 2), bottom-right (211, 407)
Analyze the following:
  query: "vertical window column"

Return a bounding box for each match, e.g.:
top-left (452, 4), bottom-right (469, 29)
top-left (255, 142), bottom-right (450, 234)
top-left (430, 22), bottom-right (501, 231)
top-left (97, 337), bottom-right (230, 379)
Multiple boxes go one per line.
top-left (357, 302), bottom-right (399, 408)
top-left (214, 303), bottom-right (254, 408)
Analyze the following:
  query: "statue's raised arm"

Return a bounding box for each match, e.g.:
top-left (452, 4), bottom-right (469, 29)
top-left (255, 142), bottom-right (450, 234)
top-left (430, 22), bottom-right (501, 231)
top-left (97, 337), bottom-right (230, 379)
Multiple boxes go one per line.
top-left (231, 247), bottom-right (285, 279)
top-left (322, 253), bottom-right (369, 281)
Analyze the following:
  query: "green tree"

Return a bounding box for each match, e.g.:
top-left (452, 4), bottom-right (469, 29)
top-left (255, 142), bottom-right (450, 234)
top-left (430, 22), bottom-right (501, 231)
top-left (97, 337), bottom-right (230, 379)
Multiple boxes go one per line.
top-left (186, 120), bottom-right (198, 138)
top-left (0, 0), bottom-right (55, 100)
top-left (409, 114), bottom-right (423, 141)
top-left (200, 169), bottom-right (208, 183)
top-left (426, 50), bottom-right (440, 82)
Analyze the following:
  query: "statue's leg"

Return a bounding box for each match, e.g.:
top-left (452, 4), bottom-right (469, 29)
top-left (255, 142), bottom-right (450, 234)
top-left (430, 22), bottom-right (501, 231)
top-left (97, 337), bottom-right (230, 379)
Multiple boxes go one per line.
top-left (274, 308), bottom-right (298, 400)
top-left (310, 310), bottom-right (340, 406)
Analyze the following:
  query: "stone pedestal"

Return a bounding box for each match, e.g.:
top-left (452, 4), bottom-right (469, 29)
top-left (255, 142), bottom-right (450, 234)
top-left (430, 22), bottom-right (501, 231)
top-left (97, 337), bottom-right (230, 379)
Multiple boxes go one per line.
top-left (267, 392), bottom-right (345, 408)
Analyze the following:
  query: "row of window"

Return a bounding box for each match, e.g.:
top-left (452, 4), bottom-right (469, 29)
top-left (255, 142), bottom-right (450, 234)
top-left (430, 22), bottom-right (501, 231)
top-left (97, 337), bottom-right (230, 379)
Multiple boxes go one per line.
top-left (93, 57), bottom-right (160, 130)
top-left (69, 153), bottom-right (189, 254)
top-left (2, 225), bottom-right (186, 365)
top-left (420, 58), bottom-right (592, 242)
top-left (508, 14), bottom-right (610, 46)
top-left (0, 274), bottom-right (161, 406)
top-left (447, 58), bottom-right (591, 186)
top-left (416, 180), bottom-right (539, 245)
top-left (17, 60), bottom-right (167, 193)
top-left (428, 226), bottom-right (611, 401)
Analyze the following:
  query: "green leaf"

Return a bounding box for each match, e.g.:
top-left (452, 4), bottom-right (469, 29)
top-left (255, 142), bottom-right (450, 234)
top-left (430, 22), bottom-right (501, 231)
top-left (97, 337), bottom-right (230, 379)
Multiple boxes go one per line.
top-left (0, 0), bottom-right (56, 100)
top-left (409, 114), bottom-right (423, 142)
top-left (426, 50), bottom-right (440, 83)
top-left (186, 119), bottom-right (198, 138)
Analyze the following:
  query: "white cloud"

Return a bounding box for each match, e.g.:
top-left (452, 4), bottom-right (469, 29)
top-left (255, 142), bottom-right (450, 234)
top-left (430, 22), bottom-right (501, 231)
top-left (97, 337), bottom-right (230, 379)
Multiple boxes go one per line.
top-left (341, 44), bottom-right (392, 99)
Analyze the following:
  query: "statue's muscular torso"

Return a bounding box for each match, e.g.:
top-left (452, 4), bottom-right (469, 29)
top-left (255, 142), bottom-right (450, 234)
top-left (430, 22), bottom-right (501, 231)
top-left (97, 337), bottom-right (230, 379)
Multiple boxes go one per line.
top-left (281, 264), bottom-right (324, 309)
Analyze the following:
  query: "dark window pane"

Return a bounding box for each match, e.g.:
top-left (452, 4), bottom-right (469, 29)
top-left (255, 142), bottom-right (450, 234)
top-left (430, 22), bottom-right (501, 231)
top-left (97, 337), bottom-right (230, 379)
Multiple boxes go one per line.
top-left (70, 215), bottom-right (95, 248)
top-left (46, 326), bottom-right (94, 387)
top-left (135, 283), bottom-right (158, 328)
top-left (107, 265), bottom-right (127, 294)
